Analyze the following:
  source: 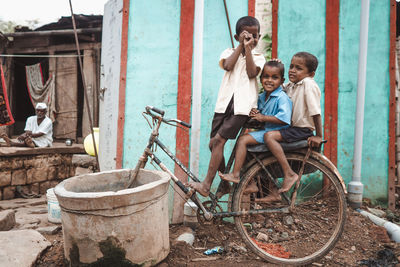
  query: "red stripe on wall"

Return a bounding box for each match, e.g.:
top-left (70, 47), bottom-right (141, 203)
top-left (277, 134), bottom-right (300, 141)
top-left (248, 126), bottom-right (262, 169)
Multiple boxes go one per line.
top-left (116, 0), bottom-right (130, 169)
top-left (388, 0), bottom-right (396, 210)
top-left (248, 0), bottom-right (255, 16)
top-left (271, 0), bottom-right (279, 58)
top-left (324, 0), bottom-right (339, 165)
top-left (172, 0), bottom-right (195, 224)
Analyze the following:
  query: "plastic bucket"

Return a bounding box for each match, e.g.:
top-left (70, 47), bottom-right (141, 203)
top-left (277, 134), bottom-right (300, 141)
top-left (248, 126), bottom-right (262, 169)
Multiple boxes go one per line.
top-left (46, 188), bottom-right (61, 223)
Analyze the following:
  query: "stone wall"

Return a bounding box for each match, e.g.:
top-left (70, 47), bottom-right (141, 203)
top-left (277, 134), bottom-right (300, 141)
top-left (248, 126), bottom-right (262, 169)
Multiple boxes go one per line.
top-left (0, 154), bottom-right (96, 200)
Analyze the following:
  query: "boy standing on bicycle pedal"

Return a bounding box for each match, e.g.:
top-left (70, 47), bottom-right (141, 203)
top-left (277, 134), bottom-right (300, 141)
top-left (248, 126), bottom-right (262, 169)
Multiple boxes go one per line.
top-left (219, 60), bottom-right (292, 191)
top-left (187, 16), bottom-right (265, 197)
top-left (260, 52), bottom-right (323, 201)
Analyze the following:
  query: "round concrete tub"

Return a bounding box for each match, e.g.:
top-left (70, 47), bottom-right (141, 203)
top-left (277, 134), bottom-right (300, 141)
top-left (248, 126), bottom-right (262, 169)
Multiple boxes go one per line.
top-left (54, 168), bottom-right (170, 266)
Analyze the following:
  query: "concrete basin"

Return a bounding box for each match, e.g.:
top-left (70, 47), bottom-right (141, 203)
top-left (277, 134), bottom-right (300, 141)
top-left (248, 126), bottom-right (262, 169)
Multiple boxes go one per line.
top-left (55, 168), bottom-right (170, 266)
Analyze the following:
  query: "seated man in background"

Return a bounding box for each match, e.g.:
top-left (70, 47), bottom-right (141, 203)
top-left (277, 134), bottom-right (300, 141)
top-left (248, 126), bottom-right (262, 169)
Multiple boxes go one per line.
top-left (1, 102), bottom-right (53, 148)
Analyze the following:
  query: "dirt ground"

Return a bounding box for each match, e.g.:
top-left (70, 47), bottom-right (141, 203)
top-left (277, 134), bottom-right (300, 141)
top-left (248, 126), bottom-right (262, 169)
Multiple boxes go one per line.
top-left (34, 206), bottom-right (400, 267)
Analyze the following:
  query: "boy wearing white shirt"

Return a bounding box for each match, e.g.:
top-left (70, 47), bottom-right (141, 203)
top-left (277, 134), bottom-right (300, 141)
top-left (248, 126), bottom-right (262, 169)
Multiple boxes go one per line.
top-left (188, 16), bottom-right (265, 197)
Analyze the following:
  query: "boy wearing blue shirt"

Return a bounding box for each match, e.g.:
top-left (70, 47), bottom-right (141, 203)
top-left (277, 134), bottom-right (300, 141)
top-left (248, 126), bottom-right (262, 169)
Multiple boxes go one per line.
top-left (220, 60), bottom-right (292, 185)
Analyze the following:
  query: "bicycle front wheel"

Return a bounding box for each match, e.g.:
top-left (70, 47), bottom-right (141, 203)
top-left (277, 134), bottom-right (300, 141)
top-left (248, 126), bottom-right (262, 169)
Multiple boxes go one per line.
top-left (232, 153), bottom-right (346, 265)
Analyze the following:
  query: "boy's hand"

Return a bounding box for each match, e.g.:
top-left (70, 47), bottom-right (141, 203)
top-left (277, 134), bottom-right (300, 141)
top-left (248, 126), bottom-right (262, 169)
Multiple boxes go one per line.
top-left (239, 31), bottom-right (254, 48)
top-left (271, 58), bottom-right (282, 63)
top-left (243, 33), bottom-right (254, 50)
top-left (308, 136), bottom-right (323, 148)
top-left (250, 112), bottom-right (264, 122)
top-left (238, 30), bottom-right (248, 44)
top-left (249, 108), bottom-right (259, 116)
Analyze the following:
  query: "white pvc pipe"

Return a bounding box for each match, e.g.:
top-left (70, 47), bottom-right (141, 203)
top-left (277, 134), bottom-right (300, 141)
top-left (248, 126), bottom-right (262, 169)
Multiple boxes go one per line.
top-left (190, 0), bottom-right (204, 176)
top-left (348, 0), bottom-right (370, 208)
top-left (358, 209), bottom-right (400, 242)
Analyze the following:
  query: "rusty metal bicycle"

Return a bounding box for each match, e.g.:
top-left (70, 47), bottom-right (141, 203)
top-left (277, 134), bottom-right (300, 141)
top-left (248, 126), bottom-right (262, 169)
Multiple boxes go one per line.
top-left (128, 105), bottom-right (347, 265)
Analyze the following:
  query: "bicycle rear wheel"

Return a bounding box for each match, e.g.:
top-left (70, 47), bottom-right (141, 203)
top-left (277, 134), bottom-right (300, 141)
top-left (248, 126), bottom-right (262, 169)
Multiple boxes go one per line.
top-left (232, 153), bottom-right (346, 265)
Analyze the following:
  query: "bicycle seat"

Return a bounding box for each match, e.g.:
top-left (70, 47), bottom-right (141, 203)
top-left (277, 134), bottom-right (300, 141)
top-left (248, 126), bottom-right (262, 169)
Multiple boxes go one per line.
top-left (247, 139), bottom-right (309, 153)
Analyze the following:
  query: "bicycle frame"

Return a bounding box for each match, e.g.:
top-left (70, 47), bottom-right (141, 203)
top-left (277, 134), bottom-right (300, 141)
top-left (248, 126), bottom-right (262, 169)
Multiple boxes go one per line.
top-left (127, 107), bottom-right (292, 221)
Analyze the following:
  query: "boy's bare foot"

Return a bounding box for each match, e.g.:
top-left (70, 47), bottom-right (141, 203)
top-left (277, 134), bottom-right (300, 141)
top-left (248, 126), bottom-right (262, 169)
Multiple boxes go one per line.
top-left (216, 180), bottom-right (231, 199)
top-left (244, 180), bottom-right (259, 194)
top-left (219, 171), bottom-right (240, 183)
top-left (25, 137), bottom-right (35, 148)
top-left (187, 181), bottom-right (210, 197)
top-left (255, 193), bottom-right (282, 203)
top-left (0, 134), bottom-right (11, 146)
top-left (278, 173), bottom-right (299, 193)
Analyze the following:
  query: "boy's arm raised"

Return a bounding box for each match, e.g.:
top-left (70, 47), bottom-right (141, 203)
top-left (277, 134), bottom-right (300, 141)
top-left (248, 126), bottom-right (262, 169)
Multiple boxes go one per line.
top-left (244, 42), bottom-right (259, 78)
top-left (222, 43), bottom-right (243, 71)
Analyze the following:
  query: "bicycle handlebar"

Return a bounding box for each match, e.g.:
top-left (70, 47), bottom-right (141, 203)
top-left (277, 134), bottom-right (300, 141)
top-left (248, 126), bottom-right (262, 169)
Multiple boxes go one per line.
top-left (146, 106), bottom-right (165, 116)
top-left (145, 106), bottom-right (191, 128)
top-left (178, 120), bottom-right (191, 129)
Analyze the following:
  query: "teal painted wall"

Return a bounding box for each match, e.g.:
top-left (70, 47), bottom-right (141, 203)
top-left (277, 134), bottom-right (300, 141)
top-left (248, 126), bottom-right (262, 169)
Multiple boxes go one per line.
top-left (123, 0), bottom-right (180, 170)
top-left (123, 0), bottom-right (181, 217)
top-left (277, 0), bottom-right (391, 204)
top-left (277, 0), bottom-right (326, 122)
top-left (337, 0), bottom-right (390, 204)
top-left (197, 1), bottom-right (249, 195)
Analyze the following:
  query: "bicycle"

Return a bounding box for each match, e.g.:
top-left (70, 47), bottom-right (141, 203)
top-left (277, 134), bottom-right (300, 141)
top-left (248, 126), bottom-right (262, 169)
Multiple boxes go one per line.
top-left (127, 106), bottom-right (347, 266)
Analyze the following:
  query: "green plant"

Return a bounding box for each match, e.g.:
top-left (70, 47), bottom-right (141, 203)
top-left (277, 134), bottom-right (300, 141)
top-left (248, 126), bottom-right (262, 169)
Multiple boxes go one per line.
top-left (262, 33), bottom-right (272, 60)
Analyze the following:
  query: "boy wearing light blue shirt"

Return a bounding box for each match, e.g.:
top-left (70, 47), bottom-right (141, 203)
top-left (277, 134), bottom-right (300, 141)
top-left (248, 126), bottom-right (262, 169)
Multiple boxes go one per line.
top-left (220, 60), bottom-right (292, 185)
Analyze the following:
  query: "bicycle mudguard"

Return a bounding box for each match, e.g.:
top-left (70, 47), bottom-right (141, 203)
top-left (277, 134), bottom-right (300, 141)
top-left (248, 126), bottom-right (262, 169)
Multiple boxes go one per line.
top-left (309, 151), bottom-right (347, 194)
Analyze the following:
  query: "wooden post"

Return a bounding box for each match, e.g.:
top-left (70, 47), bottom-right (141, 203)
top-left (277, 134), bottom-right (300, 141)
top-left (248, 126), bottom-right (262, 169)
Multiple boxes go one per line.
top-left (388, 0), bottom-right (396, 210)
top-left (171, 0), bottom-right (195, 224)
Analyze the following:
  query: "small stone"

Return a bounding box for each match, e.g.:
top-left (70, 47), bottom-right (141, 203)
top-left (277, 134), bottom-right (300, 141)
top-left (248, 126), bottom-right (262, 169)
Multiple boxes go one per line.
top-left (176, 232), bottom-right (195, 246)
top-left (36, 226), bottom-right (61, 235)
top-left (0, 209), bottom-right (16, 231)
top-left (256, 232), bottom-right (269, 242)
top-left (312, 263), bottom-right (323, 266)
top-left (228, 242), bottom-right (247, 253)
top-left (283, 215), bottom-right (294, 225)
top-left (281, 232), bottom-right (289, 239)
top-left (351, 246), bottom-right (356, 251)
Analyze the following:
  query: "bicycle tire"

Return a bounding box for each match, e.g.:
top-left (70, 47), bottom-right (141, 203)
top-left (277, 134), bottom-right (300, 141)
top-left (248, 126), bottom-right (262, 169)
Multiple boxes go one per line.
top-left (232, 153), bottom-right (346, 265)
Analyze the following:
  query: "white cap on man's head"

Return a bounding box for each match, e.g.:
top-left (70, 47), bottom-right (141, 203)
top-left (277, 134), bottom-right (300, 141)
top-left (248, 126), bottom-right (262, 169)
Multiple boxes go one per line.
top-left (35, 103), bottom-right (47, 110)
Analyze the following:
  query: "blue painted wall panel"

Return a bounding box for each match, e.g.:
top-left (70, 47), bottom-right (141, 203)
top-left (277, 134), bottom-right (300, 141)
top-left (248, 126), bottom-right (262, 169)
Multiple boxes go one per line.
top-left (277, 0), bottom-right (326, 126)
top-left (338, 0), bottom-right (390, 203)
top-left (123, 0), bottom-right (181, 171)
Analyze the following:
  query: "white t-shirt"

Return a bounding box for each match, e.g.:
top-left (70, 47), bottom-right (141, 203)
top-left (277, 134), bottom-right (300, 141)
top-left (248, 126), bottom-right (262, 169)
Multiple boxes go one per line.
top-left (214, 48), bottom-right (266, 115)
top-left (24, 116), bottom-right (53, 147)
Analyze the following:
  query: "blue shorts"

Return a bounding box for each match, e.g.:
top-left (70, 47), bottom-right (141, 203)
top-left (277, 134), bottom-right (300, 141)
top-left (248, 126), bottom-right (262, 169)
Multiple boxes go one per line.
top-left (249, 130), bottom-right (269, 144)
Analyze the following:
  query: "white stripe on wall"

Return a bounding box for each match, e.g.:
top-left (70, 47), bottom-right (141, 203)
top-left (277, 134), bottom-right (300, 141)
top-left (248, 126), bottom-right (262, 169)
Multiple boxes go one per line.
top-left (190, 0), bottom-right (204, 176)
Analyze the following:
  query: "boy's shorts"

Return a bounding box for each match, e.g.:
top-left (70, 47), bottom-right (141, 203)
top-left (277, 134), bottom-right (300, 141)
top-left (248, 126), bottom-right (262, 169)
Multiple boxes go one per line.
top-left (210, 98), bottom-right (248, 140)
top-left (279, 127), bottom-right (313, 143)
top-left (249, 129), bottom-right (267, 144)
